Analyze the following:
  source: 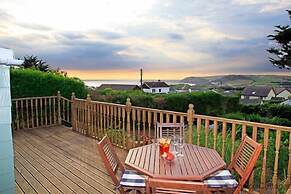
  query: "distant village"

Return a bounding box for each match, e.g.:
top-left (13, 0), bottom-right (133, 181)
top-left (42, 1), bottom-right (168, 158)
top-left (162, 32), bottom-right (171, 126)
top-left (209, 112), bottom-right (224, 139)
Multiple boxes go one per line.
top-left (97, 80), bottom-right (291, 106)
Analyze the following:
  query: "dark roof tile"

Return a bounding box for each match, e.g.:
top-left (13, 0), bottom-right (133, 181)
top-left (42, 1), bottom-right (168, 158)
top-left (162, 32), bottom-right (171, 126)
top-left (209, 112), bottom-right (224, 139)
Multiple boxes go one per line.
top-left (142, 81), bottom-right (169, 88)
top-left (98, 84), bottom-right (140, 90)
top-left (242, 86), bottom-right (273, 97)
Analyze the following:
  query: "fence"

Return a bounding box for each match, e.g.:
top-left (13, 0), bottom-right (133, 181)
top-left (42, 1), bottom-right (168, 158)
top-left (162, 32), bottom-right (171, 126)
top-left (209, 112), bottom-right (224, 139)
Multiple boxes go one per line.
top-left (11, 91), bottom-right (71, 130)
top-left (12, 92), bottom-right (291, 193)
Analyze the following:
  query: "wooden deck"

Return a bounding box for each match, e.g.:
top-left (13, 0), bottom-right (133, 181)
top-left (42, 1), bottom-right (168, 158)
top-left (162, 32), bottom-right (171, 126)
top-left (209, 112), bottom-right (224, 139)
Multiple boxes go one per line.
top-left (13, 126), bottom-right (127, 194)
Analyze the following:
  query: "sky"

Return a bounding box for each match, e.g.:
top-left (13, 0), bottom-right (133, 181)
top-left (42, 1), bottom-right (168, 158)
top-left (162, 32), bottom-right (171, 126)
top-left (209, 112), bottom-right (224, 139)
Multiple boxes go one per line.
top-left (0, 0), bottom-right (290, 80)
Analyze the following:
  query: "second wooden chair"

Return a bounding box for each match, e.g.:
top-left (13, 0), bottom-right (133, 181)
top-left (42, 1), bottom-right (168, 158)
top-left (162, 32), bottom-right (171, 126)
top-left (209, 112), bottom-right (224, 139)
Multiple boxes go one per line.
top-left (97, 136), bottom-right (146, 194)
top-left (204, 135), bottom-right (262, 194)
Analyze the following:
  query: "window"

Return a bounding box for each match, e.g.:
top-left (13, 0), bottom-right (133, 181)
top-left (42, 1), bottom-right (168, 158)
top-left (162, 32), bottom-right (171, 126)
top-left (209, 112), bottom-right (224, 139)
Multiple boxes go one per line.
top-left (159, 89), bottom-right (161, 92)
top-left (152, 89), bottom-right (156, 93)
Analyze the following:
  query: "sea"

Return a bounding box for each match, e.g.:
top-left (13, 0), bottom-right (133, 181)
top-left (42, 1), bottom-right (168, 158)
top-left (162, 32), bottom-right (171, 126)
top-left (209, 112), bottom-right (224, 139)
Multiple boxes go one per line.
top-left (83, 80), bottom-right (194, 87)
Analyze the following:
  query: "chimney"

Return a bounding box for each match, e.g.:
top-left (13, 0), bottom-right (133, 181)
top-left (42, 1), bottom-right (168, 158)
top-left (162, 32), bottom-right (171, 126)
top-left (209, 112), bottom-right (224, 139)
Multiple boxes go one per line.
top-left (140, 68), bottom-right (143, 86)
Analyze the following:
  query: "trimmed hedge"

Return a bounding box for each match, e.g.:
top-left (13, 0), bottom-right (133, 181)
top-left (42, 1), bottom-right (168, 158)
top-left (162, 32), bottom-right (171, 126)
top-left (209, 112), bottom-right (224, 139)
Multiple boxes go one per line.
top-left (241, 103), bottom-right (291, 121)
top-left (89, 89), bottom-right (240, 116)
top-left (223, 112), bottom-right (291, 127)
top-left (11, 68), bottom-right (87, 99)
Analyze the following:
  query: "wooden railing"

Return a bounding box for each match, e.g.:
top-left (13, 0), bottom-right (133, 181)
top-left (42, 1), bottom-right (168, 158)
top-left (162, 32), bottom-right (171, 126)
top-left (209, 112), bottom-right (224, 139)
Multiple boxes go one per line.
top-left (11, 91), bottom-right (71, 130)
top-left (12, 93), bottom-right (291, 193)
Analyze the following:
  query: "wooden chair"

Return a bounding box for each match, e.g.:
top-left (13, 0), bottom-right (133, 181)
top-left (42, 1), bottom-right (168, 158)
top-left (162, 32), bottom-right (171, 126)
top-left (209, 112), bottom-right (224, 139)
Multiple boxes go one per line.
top-left (156, 123), bottom-right (185, 139)
top-left (204, 135), bottom-right (262, 194)
top-left (146, 178), bottom-right (209, 194)
top-left (97, 136), bottom-right (145, 194)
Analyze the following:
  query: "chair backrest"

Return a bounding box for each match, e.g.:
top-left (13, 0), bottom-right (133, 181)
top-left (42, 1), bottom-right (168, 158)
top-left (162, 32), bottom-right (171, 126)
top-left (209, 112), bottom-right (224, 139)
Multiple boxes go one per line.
top-left (156, 123), bottom-right (185, 139)
top-left (228, 135), bottom-right (262, 194)
top-left (146, 178), bottom-right (208, 194)
top-left (97, 136), bottom-right (125, 187)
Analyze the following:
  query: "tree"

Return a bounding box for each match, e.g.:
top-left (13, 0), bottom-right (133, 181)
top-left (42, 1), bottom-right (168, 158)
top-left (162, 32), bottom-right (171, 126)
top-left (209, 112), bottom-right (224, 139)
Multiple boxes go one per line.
top-left (21, 55), bottom-right (50, 72)
top-left (267, 10), bottom-right (291, 70)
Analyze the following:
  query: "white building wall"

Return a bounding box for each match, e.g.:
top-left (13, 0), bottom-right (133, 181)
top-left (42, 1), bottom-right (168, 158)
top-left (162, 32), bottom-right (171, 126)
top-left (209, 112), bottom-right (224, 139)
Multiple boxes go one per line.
top-left (249, 96), bottom-right (260, 99)
top-left (143, 87), bottom-right (170, 94)
top-left (0, 65), bottom-right (15, 194)
top-left (277, 90), bottom-right (291, 99)
top-left (142, 88), bottom-right (151, 93)
top-left (264, 90), bottom-right (276, 100)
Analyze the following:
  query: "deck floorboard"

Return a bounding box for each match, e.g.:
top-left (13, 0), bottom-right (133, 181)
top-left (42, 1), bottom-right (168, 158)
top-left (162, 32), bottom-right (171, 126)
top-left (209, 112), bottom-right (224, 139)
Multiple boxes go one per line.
top-left (13, 126), bottom-right (128, 194)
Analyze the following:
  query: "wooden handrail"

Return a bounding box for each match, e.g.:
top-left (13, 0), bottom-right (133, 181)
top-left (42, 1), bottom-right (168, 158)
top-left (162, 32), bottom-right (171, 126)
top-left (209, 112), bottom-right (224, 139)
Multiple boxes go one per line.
top-left (195, 114), bottom-right (291, 132)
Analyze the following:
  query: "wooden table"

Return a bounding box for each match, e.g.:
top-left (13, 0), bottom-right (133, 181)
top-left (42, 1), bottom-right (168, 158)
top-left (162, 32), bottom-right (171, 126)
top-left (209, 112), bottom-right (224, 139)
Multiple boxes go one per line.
top-left (125, 143), bottom-right (226, 181)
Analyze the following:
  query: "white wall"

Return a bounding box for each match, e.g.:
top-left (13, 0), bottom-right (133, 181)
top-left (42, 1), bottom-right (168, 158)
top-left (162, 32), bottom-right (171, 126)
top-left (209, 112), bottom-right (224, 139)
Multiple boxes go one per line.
top-left (277, 90), bottom-right (291, 99)
top-left (264, 89), bottom-right (276, 100)
top-left (143, 87), bottom-right (170, 94)
top-left (249, 96), bottom-right (260, 99)
top-left (0, 65), bottom-right (15, 194)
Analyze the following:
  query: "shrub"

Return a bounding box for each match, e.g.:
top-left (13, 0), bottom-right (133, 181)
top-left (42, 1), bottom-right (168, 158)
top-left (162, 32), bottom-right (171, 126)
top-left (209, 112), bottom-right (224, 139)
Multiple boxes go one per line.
top-left (89, 89), bottom-right (241, 115)
top-left (241, 103), bottom-right (291, 120)
top-left (11, 68), bottom-right (87, 99)
top-left (223, 112), bottom-right (291, 127)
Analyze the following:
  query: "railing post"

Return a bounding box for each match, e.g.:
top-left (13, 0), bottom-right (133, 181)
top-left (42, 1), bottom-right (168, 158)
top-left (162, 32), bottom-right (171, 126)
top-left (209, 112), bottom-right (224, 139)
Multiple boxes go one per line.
top-left (71, 92), bottom-right (76, 131)
top-left (57, 91), bottom-right (61, 125)
top-left (86, 94), bottom-right (91, 136)
top-left (187, 104), bottom-right (194, 144)
top-left (126, 98), bottom-right (133, 148)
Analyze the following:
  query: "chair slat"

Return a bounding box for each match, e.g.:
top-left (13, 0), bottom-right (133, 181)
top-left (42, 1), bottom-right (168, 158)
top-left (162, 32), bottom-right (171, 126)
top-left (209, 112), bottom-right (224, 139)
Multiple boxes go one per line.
top-left (146, 178), bottom-right (208, 194)
top-left (156, 123), bottom-right (185, 139)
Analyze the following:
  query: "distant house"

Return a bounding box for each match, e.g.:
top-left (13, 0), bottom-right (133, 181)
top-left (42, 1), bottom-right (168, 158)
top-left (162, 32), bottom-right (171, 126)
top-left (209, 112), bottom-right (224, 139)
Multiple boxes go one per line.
top-left (142, 81), bottom-right (170, 94)
top-left (98, 84), bottom-right (140, 91)
top-left (281, 97), bottom-right (291, 106)
top-left (274, 88), bottom-right (291, 99)
top-left (240, 86), bottom-right (276, 104)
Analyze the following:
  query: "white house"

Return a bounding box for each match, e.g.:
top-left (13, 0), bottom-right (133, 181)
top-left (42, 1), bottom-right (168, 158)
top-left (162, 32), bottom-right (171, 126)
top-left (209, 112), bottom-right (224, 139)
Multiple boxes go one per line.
top-left (274, 88), bottom-right (291, 99)
top-left (240, 86), bottom-right (276, 104)
top-left (281, 96), bottom-right (291, 106)
top-left (142, 81), bottom-right (170, 94)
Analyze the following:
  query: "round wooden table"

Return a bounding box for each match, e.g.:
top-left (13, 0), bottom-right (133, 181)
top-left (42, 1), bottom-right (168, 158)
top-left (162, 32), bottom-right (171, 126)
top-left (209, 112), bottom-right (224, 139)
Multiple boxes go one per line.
top-left (125, 143), bottom-right (226, 181)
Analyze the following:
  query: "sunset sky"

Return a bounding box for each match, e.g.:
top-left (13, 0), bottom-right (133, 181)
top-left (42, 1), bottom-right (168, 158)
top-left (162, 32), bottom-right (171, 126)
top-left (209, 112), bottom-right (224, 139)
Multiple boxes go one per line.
top-left (0, 0), bottom-right (290, 80)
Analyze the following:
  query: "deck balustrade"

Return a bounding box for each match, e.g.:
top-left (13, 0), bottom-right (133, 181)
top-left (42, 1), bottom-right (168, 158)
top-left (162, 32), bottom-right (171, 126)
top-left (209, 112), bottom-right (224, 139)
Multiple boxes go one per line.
top-left (11, 92), bottom-right (291, 194)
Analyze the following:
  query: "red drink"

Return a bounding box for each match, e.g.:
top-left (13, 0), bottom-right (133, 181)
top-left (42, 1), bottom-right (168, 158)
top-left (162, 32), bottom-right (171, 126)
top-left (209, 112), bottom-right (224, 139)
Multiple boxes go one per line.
top-left (159, 138), bottom-right (170, 155)
top-left (160, 144), bottom-right (169, 155)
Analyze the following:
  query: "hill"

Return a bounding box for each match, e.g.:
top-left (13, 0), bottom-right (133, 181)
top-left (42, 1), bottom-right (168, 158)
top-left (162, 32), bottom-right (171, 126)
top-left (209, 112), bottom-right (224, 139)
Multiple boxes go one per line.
top-left (181, 74), bottom-right (291, 87)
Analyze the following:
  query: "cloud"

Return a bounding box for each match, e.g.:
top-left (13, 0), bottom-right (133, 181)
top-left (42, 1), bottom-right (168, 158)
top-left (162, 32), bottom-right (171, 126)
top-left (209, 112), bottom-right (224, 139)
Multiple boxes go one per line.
top-left (95, 31), bottom-right (124, 40)
top-left (0, 0), bottom-right (289, 77)
top-left (56, 31), bottom-right (87, 40)
top-left (233, 0), bottom-right (291, 13)
top-left (260, 0), bottom-right (291, 13)
top-left (167, 33), bottom-right (184, 41)
top-left (38, 39), bottom-right (140, 70)
top-left (17, 23), bottom-right (52, 31)
top-left (0, 9), bottom-right (13, 21)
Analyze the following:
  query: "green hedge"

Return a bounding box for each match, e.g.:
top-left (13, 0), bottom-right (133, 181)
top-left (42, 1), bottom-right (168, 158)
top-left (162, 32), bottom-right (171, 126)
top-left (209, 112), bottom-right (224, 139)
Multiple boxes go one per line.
top-left (89, 89), bottom-right (240, 115)
top-left (223, 112), bottom-right (291, 127)
top-left (241, 103), bottom-right (291, 121)
top-left (11, 68), bottom-right (87, 99)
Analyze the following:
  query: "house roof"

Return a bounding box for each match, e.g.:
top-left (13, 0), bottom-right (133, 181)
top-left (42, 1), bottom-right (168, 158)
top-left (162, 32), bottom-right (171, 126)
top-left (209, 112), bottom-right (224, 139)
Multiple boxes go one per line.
top-left (242, 86), bottom-right (273, 97)
top-left (274, 87), bottom-right (289, 95)
top-left (142, 81), bottom-right (169, 89)
top-left (98, 84), bottom-right (140, 90)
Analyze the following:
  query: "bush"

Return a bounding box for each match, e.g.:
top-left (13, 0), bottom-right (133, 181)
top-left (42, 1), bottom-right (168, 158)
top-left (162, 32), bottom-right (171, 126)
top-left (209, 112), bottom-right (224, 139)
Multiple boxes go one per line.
top-left (11, 68), bottom-right (87, 99)
top-left (223, 112), bottom-right (291, 127)
top-left (89, 89), bottom-right (241, 115)
top-left (241, 103), bottom-right (291, 120)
